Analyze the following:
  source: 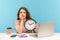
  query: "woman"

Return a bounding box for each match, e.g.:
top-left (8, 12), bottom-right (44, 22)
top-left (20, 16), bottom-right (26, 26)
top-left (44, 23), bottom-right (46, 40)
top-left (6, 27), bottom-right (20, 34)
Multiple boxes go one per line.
top-left (15, 7), bottom-right (38, 33)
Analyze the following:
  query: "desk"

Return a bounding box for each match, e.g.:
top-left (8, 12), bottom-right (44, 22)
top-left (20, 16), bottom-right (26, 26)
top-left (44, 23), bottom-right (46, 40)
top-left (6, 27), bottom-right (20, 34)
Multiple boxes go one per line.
top-left (0, 33), bottom-right (60, 40)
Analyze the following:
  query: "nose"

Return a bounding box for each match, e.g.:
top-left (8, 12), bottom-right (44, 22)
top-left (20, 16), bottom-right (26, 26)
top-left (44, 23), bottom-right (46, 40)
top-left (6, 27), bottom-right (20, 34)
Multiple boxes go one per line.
top-left (22, 14), bottom-right (24, 17)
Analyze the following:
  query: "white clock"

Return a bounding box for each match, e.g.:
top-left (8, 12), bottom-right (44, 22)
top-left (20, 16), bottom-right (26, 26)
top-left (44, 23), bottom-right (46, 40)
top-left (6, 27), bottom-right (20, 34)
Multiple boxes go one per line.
top-left (25, 19), bottom-right (36, 30)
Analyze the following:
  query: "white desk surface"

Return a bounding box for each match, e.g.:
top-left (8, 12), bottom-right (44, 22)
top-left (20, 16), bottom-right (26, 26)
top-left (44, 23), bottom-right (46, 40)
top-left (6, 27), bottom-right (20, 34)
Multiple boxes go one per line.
top-left (0, 33), bottom-right (60, 40)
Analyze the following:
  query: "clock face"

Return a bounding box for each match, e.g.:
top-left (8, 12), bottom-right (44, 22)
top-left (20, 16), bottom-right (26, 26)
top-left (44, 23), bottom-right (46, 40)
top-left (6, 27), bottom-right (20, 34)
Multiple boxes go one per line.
top-left (25, 19), bottom-right (36, 30)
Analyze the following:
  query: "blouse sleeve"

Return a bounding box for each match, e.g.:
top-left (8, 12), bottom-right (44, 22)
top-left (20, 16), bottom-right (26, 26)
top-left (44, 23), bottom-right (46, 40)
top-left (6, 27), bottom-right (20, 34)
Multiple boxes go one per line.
top-left (14, 20), bottom-right (20, 33)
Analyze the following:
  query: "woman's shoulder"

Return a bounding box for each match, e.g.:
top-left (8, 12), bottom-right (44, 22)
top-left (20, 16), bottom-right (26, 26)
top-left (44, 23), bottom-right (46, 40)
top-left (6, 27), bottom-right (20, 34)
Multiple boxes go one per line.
top-left (15, 20), bottom-right (19, 22)
top-left (15, 20), bottom-right (20, 24)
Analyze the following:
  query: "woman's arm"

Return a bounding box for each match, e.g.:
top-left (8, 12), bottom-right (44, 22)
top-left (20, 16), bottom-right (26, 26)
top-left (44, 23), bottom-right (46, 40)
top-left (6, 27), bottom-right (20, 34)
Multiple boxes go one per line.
top-left (19, 19), bottom-right (27, 32)
top-left (19, 20), bottom-right (24, 33)
top-left (15, 20), bottom-right (27, 33)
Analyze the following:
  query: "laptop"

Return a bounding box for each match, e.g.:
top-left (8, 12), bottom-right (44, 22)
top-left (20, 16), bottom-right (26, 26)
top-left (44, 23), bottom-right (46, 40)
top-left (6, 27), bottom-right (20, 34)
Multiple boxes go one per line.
top-left (38, 22), bottom-right (54, 37)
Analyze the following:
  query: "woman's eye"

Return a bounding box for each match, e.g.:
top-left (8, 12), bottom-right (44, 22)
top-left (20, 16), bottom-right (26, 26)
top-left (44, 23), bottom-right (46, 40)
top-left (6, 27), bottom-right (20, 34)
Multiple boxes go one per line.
top-left (20, 12), bottom-right (22, 13)
top-left (24, 12), bottom-right (26, 14)
top-left (20, 12), bottom-right (26, 14)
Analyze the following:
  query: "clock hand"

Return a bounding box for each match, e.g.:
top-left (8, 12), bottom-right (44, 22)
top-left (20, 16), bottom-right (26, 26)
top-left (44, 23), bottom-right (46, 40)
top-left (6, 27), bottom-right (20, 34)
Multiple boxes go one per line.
top-left (31, 23), bottom-right (34, 25)
top-left (28, 23), bottom-right (34, 25)
top-left (28, 23), bottom-right (31, 25)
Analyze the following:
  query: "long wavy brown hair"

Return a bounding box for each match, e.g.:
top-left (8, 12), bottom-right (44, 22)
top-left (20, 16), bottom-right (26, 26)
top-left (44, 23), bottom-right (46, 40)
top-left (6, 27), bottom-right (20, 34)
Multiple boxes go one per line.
top-left (17, 7), bottom-right (32, 20)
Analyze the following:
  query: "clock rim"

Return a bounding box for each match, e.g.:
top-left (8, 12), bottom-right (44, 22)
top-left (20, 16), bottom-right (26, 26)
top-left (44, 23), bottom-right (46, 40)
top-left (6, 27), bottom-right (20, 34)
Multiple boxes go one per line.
top-left (24, 19), bottom-right (37, 31)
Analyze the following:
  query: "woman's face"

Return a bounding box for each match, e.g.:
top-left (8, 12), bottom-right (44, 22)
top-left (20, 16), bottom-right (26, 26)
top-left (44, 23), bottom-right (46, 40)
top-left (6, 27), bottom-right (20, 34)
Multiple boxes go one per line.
top-left (19, 9), bottom-right (26, 19)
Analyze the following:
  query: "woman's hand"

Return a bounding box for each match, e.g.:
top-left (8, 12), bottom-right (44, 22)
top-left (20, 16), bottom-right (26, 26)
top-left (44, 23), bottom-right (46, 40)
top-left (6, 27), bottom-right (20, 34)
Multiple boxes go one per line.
top-left (34, 24), bottom-right (38, 33)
